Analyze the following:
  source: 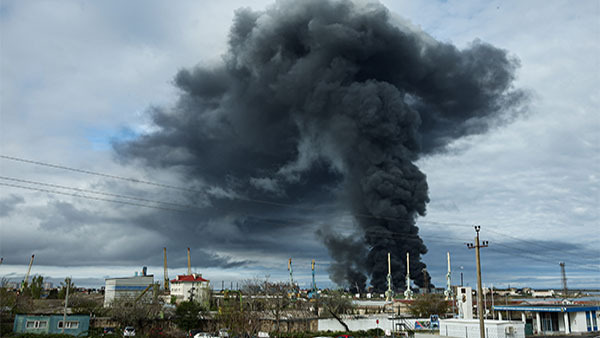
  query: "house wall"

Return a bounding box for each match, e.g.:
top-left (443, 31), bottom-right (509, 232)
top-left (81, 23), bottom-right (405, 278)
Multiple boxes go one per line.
top-left (170, 281), bottom-right (210, 306)
top-left (571, 311), bottom-right (600, 332)
top-left (13, 315), bottom-right (90, 336)
top-left (318, 315), bottom-right (431, 332)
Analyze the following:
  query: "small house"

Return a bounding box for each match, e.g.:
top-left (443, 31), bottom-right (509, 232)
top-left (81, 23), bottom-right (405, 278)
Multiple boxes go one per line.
top-left (13, 314), bottom-right (90, 336)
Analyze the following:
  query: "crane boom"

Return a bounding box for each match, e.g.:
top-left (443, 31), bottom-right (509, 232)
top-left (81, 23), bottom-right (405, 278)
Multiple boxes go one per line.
top-left (21, 254), bottom-right (35, 291)
top-left (135, 284), bottom-right (153, 303)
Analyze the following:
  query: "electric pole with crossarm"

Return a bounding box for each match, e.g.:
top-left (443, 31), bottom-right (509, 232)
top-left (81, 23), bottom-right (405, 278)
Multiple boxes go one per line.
top-left (467, 225), bottom-right (488, 338)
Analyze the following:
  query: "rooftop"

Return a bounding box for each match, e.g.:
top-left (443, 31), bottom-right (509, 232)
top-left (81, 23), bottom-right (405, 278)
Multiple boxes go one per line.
top-left (494, 304), bottom-right (600, 313)
top-left (170, 274), bottom-right (209, 283)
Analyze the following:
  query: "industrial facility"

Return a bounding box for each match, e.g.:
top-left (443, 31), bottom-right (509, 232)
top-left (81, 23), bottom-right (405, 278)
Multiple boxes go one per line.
top-left (103, 268), bottom-right (155, 307)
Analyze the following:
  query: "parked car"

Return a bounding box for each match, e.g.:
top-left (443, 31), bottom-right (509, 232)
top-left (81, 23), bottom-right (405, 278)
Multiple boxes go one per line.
top-left (189, 329), bottom-right (203, 337)
top-left (123, 326), bottom-right (136, 336)
top-left (102, 327), bottom-right (115, 335)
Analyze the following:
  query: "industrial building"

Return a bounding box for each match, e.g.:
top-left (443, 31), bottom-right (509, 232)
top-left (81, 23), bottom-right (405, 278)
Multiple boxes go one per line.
top-left (494, 304), bottom-right (599, 334)
top-left (103, 270), bottom-right (154, 307)
top-left (170, 273), bottom-right (211, 306)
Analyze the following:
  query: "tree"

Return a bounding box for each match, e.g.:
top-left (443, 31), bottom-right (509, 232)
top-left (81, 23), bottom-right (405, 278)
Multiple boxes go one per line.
top-left (107, 295), bottom-right (163, 330)
top-left (174, 301), bottom-right (205, 332)
top-left (70, 294), bottom-right (106, 316)
top-left (264, 281), bottom-right (292, 334)
top-left (58, 277), bottom-right (76, 299)
top-left (321, 290), bottom-right (354, 331)
top-left (408, 294), bottom-right (450, 318)
top-left (0, 278), bottom-right (16, 312)
top-left (30, 275), bottom-right (44, 299)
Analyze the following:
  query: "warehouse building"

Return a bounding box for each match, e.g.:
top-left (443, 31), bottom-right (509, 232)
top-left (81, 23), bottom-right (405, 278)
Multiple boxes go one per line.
top-left (103, 269), bottom-right (154, 307)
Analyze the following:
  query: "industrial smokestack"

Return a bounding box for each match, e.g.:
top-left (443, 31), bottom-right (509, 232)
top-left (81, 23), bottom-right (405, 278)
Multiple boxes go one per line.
top-left (187, 247), bottom-right (191, 275)
top-left (116, 0), bottom-right (525, 291)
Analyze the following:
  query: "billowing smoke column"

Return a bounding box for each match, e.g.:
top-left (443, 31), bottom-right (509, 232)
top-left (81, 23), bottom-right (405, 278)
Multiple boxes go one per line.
top-left (116, 0), bottom-right (523, 291)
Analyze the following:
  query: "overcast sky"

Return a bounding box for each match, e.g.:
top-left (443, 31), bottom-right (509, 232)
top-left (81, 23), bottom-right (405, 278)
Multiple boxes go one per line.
top-left (0, 0), bottom-right (598, 290)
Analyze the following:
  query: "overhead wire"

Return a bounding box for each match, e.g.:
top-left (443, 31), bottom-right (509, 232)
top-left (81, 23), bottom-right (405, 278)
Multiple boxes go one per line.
top-left (2, 154), bottom-right (597, 272)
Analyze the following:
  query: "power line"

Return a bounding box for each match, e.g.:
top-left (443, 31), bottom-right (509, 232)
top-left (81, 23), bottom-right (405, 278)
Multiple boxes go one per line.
top-left (0, 154), bottom-right (320, 211)
top-left (0, 182), bottom-right (187, 213)
top-left (3, 180), bottom-right (597, 273)
top-left (3, 155), bottom-right (598, 271)
top-left (485, 227), bottom-right (598, 260)
top-left (0, 154), bottom-right (473, 226)
top-left (0, 175), bottom-right (200, 210)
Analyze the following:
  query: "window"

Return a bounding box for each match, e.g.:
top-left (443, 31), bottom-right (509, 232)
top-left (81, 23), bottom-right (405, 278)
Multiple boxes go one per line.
top-left (57, 321), bottom-right (79, 329)
top-left (25, 320), bottom-right (48, 329)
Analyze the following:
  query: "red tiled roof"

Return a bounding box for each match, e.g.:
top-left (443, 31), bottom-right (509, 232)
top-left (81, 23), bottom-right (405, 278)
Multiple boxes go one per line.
top-left (170, 274), bottom-right (209, 283)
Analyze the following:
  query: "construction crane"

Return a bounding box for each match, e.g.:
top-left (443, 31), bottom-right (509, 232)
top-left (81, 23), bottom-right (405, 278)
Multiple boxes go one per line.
top-left (163, 247), bottom-right (169, 292)
top-left (560, 262), bottom-right (568, 299)
top-left (287, 258), bottom-right (298, 300)
top-left (20, 254), bottom-right (35, 292)
top-left (288, 258), bottom-right (294, 286)
top-left (135, 284), bottom-right (154, 303)
top-left (308, 259), bottom-right (319, 299)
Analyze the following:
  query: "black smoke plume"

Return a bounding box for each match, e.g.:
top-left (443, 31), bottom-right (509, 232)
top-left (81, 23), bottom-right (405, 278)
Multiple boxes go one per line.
top-left (116, 0), bottom-right (524, 291)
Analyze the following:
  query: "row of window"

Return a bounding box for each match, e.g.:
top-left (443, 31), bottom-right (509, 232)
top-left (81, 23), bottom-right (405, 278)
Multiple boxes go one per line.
top-left (25, 320), bottom-right (79, 329)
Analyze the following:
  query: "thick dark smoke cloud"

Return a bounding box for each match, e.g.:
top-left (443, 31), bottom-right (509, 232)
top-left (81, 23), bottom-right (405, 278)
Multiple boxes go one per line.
top-left (116, 0), bottom-right (524, 291)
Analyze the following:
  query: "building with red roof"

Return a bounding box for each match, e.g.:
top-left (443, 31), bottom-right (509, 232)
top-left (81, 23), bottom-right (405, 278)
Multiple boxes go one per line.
top-left (170, 273), bottom-right (210, 305)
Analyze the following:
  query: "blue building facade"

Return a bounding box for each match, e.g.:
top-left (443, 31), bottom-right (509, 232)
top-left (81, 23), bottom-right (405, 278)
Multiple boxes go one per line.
top-left (13, 314), bottom-right (90, 336)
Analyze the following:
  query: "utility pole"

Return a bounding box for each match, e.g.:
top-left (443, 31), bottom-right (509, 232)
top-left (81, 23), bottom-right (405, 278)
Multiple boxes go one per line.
top-left (491, 284), bottom-right (495, 319)
top-left (163, 247), bottom-right (169, 292)
top-left (62, 277), bottom-right (70, 334)
top-left (467, 225), bottom-right (488, 338)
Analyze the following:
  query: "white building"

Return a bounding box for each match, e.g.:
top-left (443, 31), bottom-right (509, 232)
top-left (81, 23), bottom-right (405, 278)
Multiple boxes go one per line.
top-left (531, 290), bottom-right (555, 298)
top-left (457, 286), bottom-right (473, 319)
top-left (440, 319), bottom-right (525, 338)
top-left (103, 274), bottom-right (154, 307)
top-left (494, 304), bottom-right (599, 334)
top-left (170, 274), bottom-right (210, 306)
